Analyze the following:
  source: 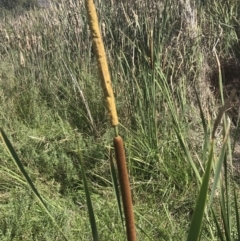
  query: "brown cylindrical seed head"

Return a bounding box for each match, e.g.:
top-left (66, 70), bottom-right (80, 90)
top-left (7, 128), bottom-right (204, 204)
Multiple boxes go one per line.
top-left (113, 136), bottom-right (136, 241)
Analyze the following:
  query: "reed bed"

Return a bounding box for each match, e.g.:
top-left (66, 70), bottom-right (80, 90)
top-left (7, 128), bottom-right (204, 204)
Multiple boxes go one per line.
top-left (0, 0), bottom-right (240, 240)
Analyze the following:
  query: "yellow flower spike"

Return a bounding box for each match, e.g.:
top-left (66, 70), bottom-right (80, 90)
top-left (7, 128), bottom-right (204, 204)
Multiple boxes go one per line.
top-left (85, 0), bottom-right (119, 127)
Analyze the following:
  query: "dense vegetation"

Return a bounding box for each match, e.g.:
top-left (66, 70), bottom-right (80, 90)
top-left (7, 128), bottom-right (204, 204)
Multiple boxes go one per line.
top-left (0, 0), bottom-right (240, 240)
top-left (0, 0), bottom-right (38, 10)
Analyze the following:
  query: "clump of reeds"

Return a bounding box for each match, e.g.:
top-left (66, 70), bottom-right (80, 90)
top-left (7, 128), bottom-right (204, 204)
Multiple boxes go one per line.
top-left (1, 1), bottom-right (240, 240)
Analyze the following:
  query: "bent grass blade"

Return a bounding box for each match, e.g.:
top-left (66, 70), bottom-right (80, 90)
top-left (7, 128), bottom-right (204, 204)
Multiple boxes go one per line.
top-left (187, 90), bottom-right (234, 241)
top-left (77, 148), bottom-right (99, 241)
top-left (0, 128), bottom-right (69, 241)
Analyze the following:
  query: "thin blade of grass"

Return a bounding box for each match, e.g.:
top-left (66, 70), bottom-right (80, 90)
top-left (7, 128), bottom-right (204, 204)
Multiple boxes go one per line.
top-left (0, 128), bottom-right (68, 241)
top-left (194, 86), bottom-right (209, 157)
top-left (212, 208), bottom-right (225, 241)
top-left (234, 186), bottom-right (240, 240)
top-left (174, 128), bottom-right (201, 183)
top-left (217, 169), bottom-right (231, 241)
top-left (211, 91), bottom-right (236, 240)
top-left (211, 90), bottom-right (236, 140)
top-left (0, 128), bottom-right (47, 207)
top-left (0, 166), bottom-right (27, 185)
top-left (186, 140), bottom-right (214, 241)
top-left (109, 147), bottom-right (124, 227)
top-left (63, 61), bottom-right (97, 136)
top-left (133, 210), bottom-right (153, 240)
top-left (223, 155), bottom-right (231, 241)
top-left (220, 195), bottom-right (231, 241)
top-left (155, 70), bottom-right (201, 183)
top-left (208, 121), bottom-right (231, 209)
top-left (77, 147), bottom-right (99, 241)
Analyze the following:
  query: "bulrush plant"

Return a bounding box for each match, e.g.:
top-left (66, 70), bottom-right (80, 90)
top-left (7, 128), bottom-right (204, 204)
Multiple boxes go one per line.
top-left (1, 0), bottom-right (240, 240)
top-left (85, 0), bottom-right (137, 240)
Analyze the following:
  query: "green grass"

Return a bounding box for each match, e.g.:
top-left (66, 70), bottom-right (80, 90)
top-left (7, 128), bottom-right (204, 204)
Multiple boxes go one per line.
top-left (0, 0), bottom-right (240, 240)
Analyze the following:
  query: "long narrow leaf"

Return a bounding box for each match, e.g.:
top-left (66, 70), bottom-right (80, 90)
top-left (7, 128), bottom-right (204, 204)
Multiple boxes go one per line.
top-left (208, 121), bottom-right (231, 209)
top-left (223, 154), bottom-right (231, 241)
top-left (77, 148), bottom-right (99, 241)
top-left (234, 186), bottom-right (240, 241)
top-left (109, 148), bottom-right (124, 227)
top-left (220, 198), bottom-right (231, 241)
top-left (212, 208), bottom-right (225, 241)
top-left (0, 128), bottom-right (68, 241)
top-left (194, 87), bottom-right (209, 158)
top-left (187, 140), bottom-right (214, 241)
top-left (174, 128), bottom-right (201, 183)
top-left (0, 128), bottom-right (47, 208)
